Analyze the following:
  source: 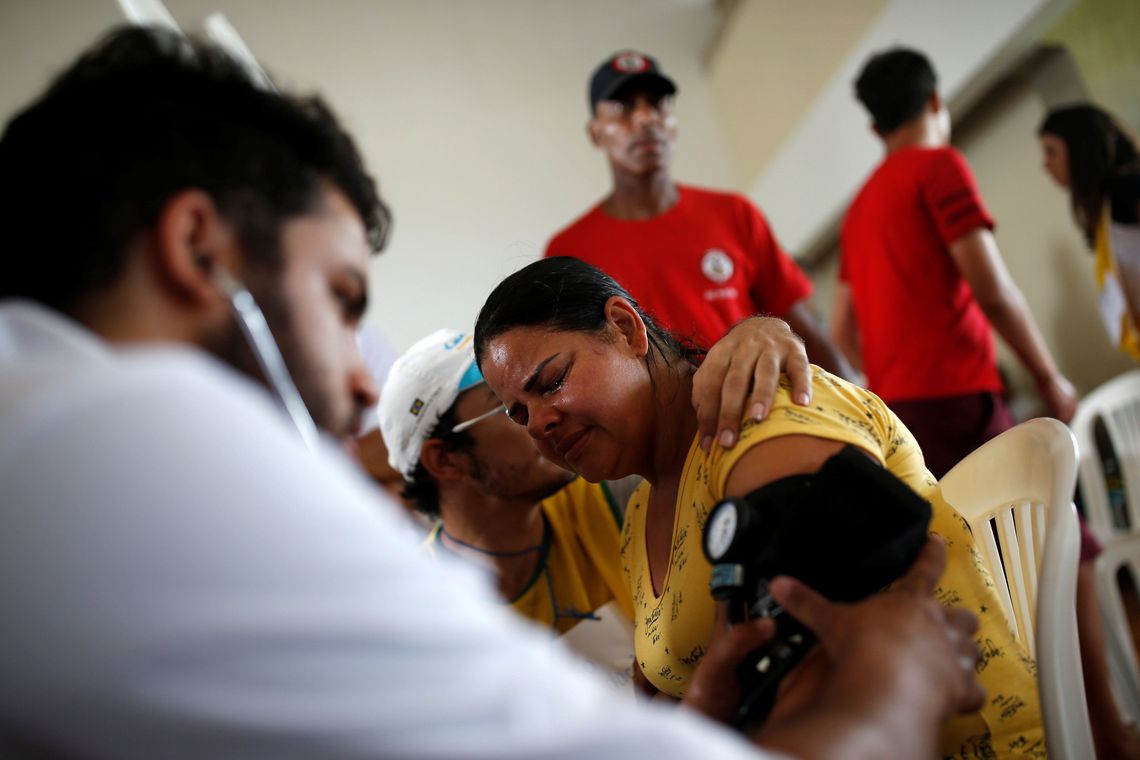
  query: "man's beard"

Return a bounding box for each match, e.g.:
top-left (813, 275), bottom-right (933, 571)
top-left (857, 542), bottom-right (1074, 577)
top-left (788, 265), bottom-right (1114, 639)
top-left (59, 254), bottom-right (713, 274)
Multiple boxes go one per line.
top-left (468, 453), bottom-right (576, 504)
top-left (200, 276), bottom-right (344, 437)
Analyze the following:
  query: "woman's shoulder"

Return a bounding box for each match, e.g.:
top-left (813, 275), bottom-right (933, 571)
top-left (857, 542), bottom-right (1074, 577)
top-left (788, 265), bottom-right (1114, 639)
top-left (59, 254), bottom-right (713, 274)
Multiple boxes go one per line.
top-left (760, 370), bottom-right (895, 447)
top-left (706, 371), bottom-right (894, 496)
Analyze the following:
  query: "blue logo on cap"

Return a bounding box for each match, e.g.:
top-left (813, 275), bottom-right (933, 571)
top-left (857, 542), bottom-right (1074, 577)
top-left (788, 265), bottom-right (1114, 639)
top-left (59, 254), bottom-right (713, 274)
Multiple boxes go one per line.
top-left (458, 362), bottom-right (484, 392)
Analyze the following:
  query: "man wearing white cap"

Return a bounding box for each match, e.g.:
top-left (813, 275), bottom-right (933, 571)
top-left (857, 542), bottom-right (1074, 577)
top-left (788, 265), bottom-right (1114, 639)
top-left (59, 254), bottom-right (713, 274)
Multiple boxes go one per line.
top-left (379, 330), bottom-right (634, 645)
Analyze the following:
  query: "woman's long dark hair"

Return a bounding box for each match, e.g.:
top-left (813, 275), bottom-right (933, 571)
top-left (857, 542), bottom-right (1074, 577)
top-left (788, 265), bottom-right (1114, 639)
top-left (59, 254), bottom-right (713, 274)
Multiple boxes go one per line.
top-left (1039, 104), bottom-right (1140, 248)
top-left (473, 257), bottom-right (702, 373)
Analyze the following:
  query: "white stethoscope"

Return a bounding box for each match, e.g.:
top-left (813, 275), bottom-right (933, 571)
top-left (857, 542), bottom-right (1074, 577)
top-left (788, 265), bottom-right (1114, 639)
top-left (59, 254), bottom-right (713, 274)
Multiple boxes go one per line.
top-left (209, 263), bottom-right (320, 452)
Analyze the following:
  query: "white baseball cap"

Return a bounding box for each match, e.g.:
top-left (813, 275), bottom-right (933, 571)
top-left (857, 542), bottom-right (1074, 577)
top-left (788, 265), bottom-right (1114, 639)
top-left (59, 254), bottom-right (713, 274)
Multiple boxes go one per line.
top-left (378, 329), bottom-right (487, 478)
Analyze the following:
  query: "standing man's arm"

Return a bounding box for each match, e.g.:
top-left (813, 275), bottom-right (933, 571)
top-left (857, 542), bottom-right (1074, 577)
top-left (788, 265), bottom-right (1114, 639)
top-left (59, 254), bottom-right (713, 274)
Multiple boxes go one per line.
top-left (783, 301), bottom-right (858, 382)
top-left (827, 282), bottom-right (862, 374)
top-left (949, 227), bottom-right (1078, 421)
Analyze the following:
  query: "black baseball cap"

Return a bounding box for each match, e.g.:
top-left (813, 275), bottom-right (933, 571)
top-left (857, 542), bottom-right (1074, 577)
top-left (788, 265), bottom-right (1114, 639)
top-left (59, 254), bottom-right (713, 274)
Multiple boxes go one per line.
top-left (588, 50), bottom-right (677, 112)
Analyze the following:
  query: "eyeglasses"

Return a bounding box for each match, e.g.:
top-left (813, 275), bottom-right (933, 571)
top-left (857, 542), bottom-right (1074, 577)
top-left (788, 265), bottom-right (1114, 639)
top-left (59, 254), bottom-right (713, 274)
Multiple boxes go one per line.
top-left (449, 403), bottom-right (507, 434)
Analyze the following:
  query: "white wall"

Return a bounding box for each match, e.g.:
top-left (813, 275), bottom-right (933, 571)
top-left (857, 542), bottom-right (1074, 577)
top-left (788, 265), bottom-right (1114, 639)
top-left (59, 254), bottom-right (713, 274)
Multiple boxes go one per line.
top-left (708, 0), bottom-right (888, 191)
top-left (0, 0), bottom-right (738, 351)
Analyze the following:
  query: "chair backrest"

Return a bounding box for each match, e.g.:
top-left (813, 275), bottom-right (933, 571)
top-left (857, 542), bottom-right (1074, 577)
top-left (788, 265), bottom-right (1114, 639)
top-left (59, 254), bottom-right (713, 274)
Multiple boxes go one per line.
top-left (1071, 369), bottom-right (1140, 543)
top-left (1093, 535), bottom-right (1140, 725)
top-left (939, 418), bottom-right (1092, 760)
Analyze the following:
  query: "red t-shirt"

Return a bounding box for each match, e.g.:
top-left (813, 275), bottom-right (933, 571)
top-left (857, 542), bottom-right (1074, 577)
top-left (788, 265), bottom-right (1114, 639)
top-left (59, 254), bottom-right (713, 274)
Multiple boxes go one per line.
top-left (545, 184), bottom-right (812, 349)
top-left (840, 146), bottom-right (1002, 402)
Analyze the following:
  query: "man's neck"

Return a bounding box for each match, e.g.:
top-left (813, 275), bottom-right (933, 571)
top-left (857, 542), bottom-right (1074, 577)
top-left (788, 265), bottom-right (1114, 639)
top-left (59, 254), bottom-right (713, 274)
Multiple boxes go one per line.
top-left (601, 169), bottom-right (678, 220)
top-left (883, 118), bottom-right (945, 156)
top-left (70, 265), bottom-right (215, 347)
top-left (437, 494), bottom-right (547, 600)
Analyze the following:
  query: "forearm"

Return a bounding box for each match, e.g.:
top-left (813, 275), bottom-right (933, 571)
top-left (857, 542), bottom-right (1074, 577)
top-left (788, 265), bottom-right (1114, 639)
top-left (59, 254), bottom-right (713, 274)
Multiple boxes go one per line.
top-left (979, 288), bottom-right (1060, 385)
top-left (800, 330), bottom-right (857, 381)
top-left (827, 284), bottom-right (863, 374)
top-left (754, 668), bottom-right (941, 760)
top-left (829, 326), bottom-right (862, 374)
top-left (950, 230), bottom-right (1061, 387)
top-left (784, 303), bottom-right (857, 381)
top-left (756, 708), bottom-right (904, 760)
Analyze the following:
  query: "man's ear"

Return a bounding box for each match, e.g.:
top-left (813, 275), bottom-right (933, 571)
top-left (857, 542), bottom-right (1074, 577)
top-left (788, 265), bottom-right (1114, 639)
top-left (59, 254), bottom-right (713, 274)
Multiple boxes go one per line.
top-left (928, 91), bottom-right (942, 115)
top-left (152, 189), bottom-right (239, 306)
top-left (586, 118), bottom-right (603, 148)
top-left (604, 296), bottom-right (649, 358)
top-left (419, 438), bottom-right (470, 483)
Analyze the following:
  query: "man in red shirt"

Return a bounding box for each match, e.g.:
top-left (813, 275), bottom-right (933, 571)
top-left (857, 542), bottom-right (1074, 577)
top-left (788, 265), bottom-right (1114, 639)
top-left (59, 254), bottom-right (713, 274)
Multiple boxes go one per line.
top-left (546, 50), bottom-right (853, 437)
top-left (832, 47), bottom-right (1077, 477)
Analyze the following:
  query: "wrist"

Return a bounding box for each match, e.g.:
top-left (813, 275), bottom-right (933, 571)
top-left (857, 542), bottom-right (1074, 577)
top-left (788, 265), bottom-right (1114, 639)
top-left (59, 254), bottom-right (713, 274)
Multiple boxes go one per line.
top-left (822, 642), bottom-right (948, 737)
top-left (1033, 370), bottom-right (1059, 390)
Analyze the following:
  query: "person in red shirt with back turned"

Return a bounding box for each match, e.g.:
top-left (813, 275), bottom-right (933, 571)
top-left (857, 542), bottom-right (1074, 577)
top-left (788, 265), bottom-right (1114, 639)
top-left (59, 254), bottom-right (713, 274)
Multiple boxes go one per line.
top-left (831, 47), bottom-right (1077, 478)
top-left (546, 51), bottom-right (855, 440)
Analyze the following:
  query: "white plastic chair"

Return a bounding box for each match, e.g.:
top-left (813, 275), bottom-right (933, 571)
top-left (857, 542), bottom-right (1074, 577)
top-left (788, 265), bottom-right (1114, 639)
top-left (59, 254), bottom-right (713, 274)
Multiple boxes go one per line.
top-left (939, 418), bottom-right (1092, 760)
top-left (1070, 369), bottom-right (1140, 544)
top-left (1093, 534), bottom-right (1140, 725)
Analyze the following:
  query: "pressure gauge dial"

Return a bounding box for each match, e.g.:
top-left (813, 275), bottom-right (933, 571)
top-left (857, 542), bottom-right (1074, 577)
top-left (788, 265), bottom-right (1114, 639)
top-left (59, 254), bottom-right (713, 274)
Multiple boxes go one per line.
top-left (704, 500), bottom-right (740, 563)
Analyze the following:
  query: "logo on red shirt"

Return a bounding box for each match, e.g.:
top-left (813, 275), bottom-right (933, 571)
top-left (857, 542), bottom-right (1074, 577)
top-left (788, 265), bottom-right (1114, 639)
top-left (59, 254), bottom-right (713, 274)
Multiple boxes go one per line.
top-left (700, 249), bottom-right (734, 283)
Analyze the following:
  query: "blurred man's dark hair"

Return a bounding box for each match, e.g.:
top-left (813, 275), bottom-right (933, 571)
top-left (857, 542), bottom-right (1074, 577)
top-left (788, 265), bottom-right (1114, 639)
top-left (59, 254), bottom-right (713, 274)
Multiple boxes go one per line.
top-left (854, 47), bottom-right (938, 135)
top-left (0, 25), bottom-right (390, 315)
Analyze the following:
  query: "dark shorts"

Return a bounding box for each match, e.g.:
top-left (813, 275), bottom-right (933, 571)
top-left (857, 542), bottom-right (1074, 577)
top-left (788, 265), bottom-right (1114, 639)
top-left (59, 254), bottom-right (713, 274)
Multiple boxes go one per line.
top-left (888, 391), bottom-right (1015, 480)
top-left (891, 391), bottom-right (1103, 560)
